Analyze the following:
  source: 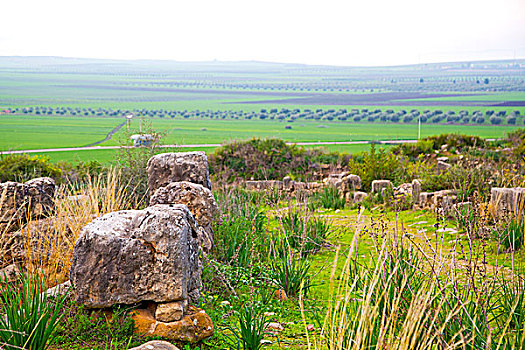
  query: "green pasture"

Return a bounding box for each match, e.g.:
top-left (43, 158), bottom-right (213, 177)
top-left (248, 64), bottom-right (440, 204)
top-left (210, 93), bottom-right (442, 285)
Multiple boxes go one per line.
top-left (1, 115), bottom-right (522, 153)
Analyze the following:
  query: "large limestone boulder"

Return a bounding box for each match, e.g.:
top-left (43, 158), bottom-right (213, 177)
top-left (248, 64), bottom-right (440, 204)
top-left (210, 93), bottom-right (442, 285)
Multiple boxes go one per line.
top-left (147, 152), bottom-right (212, 194)
top-left (371, 180), bottom-right (393, 193)
top-left (150, 182), bottom-right (220, 252)
top-left (342, 174), bottom-right (361, 192)
top-left (323, 172), bottom-right (349, 189)
top-left (70, 204), bottom-right (202, 308)
top-left (490, 187), bottom-right (525, 217)
top-left (245, 180), bottom-right (283, 191)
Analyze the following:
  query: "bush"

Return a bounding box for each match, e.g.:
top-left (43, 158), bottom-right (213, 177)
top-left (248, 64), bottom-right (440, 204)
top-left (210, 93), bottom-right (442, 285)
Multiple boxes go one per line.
top-left (270, 255), bottom-right (311, 298)
top-left (393, 133), bottom-right (486, 159)
top-left (0, 154), bottom-right (62, 182)
top-left (115, 118), bottom-right (165, 209)
top-left (309, 186), bottom-right (345, 210)
top-left (496, 218), bottom-right (525, 251)
top-left (348, 144), bottom-right (410, 191)
top-left (209, 138), bottom-right (349, 183)
top-left (280, 210), bottom-right (331, 257)
top-left (225, 302), bottom-right (270, 350)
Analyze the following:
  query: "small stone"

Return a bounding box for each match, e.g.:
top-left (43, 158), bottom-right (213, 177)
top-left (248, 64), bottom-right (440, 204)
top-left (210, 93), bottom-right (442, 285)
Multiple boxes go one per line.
top-left (43, 280), bottom-right (71, 298)
top-left (263, 312), bottom-right (275, 317)
top-left (273, 289), bottom-right (288, 301)
top-left (0, 264), bottom-right (20, 282)
top-left (128, 340), bottom-right (180, 350)
top-left (132, 309), bottom-right (156, 335)
top-left (155, 300), bottom-right (188, 322)
top-left (265, 322), bottom-right (284, 332)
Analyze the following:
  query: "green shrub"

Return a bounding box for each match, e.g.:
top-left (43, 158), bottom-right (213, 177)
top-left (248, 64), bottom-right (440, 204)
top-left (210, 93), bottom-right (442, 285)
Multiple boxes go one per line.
top-left (225, 302), bottom-right (270, 350)
top-left (281, 211), bottom-right (331, 257)
top-left (0, 154), bottom-right (62, 182)
top-left (270, 255), bottom-right (311, 298)
top-left (497, 218), bottom-right (525, 251)
top-left (209, 138), bottom-right (348, 182)
top-left (393, 133), bottom-right (486, 159)
top-left (115, 118), bottom-right (165, 209)
top-left (348, 144), bottom-right (410, 192)
top-left (309, 186), bottom-right (345, 210)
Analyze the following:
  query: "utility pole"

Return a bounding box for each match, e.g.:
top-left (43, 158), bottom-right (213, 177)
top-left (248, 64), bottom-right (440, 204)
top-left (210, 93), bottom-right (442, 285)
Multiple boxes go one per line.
top-left (126, 114), bottom-right (133, 131)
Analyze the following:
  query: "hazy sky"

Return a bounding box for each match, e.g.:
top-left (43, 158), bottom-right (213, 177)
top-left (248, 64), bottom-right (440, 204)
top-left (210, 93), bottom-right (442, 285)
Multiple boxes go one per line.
top-left (1, 0), bottom-right (524, 66)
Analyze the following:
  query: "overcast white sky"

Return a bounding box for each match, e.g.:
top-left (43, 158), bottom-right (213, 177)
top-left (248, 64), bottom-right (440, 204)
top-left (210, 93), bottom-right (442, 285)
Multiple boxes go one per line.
top-left (1, 0), bottom-right (524, 66)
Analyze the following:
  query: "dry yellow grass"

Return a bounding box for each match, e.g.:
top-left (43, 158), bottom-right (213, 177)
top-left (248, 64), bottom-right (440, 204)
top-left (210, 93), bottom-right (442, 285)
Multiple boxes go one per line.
top-left (1, 168), bottom-right (132, 287)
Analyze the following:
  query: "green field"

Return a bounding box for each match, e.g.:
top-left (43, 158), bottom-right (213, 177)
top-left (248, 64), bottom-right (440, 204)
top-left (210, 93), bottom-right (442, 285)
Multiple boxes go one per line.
top-left (1, 57), bottom-right (524, 163)
top-left (2, 115), bottom-right (521, 163)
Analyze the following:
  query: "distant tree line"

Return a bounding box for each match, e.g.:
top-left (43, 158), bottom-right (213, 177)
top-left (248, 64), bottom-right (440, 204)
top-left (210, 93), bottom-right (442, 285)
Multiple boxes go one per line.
top-left (7, 106), bottom-right (525, 126)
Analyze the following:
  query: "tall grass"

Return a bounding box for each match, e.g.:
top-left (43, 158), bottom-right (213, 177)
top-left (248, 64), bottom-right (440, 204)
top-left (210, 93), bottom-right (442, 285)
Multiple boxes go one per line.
top-left (280, 209), bottom-right (332, 258)
top-left (0, 168), bottom-right (131, 287)
top-left (310, 208), bottom-right (525, 349)
top-left (0, 271), bottom-right (68, 350)
top-left (308, 186), bottom-right (345, 211)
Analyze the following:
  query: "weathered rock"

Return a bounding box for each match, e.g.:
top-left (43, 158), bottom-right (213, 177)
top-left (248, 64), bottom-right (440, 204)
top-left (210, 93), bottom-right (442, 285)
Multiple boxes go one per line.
top-left (150, 182), bottom-right (220, 252)
top-left (440, 195), bottom-right (457, 217)
top-left (147, 152), bottom-right (212, 194)
top-left (432, 190), bottom-right (456, 208)
top-left (0, 263), bottom-right (20, 282)
top-left (412, 179), bottom-right (422, 203)
top-left (43, 280), bottom-right (71, 298)
top-left (342, 174), bottom-right (361, 192)
top-left (64, 194), bottom-right (90, 208)
top-left (353, 191), bottom-right (368, 203)
top-left (0, 182), bottom-right (27, 232)
top-left (419, 192), bottom-right (435, 208)
top-left (132, 306), bottom-right (214, 342)
top-left (323, 173), bottom-right (347, 189)
top-left (129, 341), bottom-right (180, 350)
top-left (395, 183), bottom-right (412, 196)
top-left (437, 160), bottom-right (452, 171)
top-left (155, 300), bottom-right (188, 322)
top-left (490, 187), bottom-right (525, 217)
top-left (282, 176), bottom-right (294, 191)
top-left (70, 204), bottom-right (202, 308)
top-left (490, 188), bottom-right (516, 216)
top-left (371, 180), bottom-right (393, 193)
top-left (265, 322), bottom-right (284, 333)
top-left (25, 177), bottom-right (55, 218)
top-left (245, 180), bottom-right (283, 191)
top-left (1, 216), bottom-right (75, 266)
top-left (307, 182), bottom-right (323, 191)
top-left (0, 178), bottom-right (55, 233)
